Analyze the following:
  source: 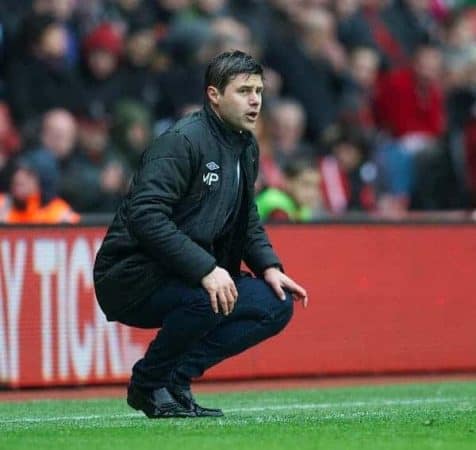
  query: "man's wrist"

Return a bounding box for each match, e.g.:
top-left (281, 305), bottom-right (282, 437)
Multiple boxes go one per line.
top-left (263, 264), bottom-right (283, 275)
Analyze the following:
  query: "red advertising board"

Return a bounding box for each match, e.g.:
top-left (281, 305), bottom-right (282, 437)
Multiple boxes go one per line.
top-left (0, 225), bottom-right (475, 387)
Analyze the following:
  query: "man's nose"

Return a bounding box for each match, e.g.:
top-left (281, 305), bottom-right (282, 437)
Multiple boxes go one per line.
top-left (249, 93), bottom-right (259, 105)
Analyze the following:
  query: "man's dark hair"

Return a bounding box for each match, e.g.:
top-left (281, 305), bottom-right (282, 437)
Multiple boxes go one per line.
top-left (283, 159), bottom-right (316, 180)
top-left (204, 50), bottom-right (263, 94)
top-left (321, 124), bottom-right (369, 156)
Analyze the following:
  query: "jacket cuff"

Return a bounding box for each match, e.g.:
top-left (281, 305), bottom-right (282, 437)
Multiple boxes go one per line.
top-left (187, 259), bottom-right (217, 286)
top-left (262, 263), bottom-right (284, 274)
top-left (246, 251), bottom-right (283, 277)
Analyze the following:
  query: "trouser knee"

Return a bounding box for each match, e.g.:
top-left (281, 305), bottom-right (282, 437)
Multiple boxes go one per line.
top-left (281, 292), bottom-right (294, 324)
top-left (270, 291), bottom-right (294, 333)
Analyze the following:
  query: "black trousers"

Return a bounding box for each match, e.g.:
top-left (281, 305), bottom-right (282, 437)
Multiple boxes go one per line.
top-left (117, 275), bottom-right (294, 390)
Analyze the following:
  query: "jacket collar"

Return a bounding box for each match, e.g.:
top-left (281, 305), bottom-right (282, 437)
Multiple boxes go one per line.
top-left (204, 102), bottom-right (253, 151)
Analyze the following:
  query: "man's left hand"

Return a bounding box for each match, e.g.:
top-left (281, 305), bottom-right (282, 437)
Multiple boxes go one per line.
top-left (263, 267), bottom-right (308, 308)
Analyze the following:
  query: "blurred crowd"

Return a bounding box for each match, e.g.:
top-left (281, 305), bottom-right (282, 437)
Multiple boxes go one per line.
top-left (1, 0), bottom-right (476, 223)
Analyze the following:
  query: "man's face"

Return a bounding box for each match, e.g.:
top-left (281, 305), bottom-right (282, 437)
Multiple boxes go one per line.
top-left (287, 168), bottom-right (320, 208)
top-left (41, 112), bottom-right (77, 159)
top-left (333, 142), bottom-right (362, 172)
top-left (39, 24), bottom-right (68, 60)
top-left (87, 50), bottom-right (118, 80)
top-left (11, 169), bottom-right (39, 202)
top-left (351, 49), bottom-right (379, 89)
top-left (126, 30), bottom-right (155, 67)
top-left (271, 104), bottom-right (305, 147)
top-left (414, 47), bottom-right (443, 84)
top-left (210, 73), bottom-right (263, 132)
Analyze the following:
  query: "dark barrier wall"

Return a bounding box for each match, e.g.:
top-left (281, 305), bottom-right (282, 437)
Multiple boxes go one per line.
top-left (0, 224), bottom-right (475, 387)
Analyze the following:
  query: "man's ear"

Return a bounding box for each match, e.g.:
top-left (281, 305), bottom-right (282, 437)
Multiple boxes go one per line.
top-left (207, 86), bottom-right (220, 107)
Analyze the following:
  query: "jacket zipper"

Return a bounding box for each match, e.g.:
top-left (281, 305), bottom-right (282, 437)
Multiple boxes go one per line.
top-left (211, 146), bottom-right (242, 240)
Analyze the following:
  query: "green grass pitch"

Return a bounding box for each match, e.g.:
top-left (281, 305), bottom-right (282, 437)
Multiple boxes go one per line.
top-left (0, 381), bottom-right (475, 450)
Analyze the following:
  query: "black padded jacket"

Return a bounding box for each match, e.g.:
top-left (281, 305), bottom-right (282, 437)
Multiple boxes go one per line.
top-left (93, 104), bottom-right (282, 320)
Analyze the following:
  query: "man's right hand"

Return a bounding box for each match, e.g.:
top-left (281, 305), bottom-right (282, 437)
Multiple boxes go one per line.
top-left (201, 266), bottom-right (238, 315)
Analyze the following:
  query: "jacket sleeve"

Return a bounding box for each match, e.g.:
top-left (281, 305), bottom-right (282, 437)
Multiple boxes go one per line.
top-left (126, 131), bottom-right (216, 285)
top-left (243, 145), bottom-right (283, 275)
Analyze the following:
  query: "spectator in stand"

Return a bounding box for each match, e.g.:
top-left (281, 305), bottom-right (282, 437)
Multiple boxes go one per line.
top-left (78, 22), bottom-right (125, 121)
top-left (256, 159), bottom-right (323, 223)
top-left (320, 126), bottom-right (377, 214)
top-left (380, 43), bottom-right (448, 206)
top-left (6, 13), bottom-right (81, 126)
top-left (0, 152), bottom-right (79, 224)
top-left (65, 114), bottom-right (128, 213)
top-left (120, 15), bottom-right (163, 113)
top-left (27, 108), bottom-right (79, 203)
top-left (268, 98), bottom-right (316, 167)
top-left (111, 99), bottom-right (152, 174)
top-left (375, 42), bottom-right (446, 147)
top-left (375, 41), bottom-right (458, 209)
top-left (0, 0), bottom-right (75, 61)
top-left (339, 46), bottom-right (380, 132)
top-left (265, 4), bottom-right (347, 141)
top-left (33, 0), bottom-right (81, 67)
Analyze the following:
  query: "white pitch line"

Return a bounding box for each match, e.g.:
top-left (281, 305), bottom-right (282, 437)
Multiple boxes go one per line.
top-left (0, 397), bottom-right (467, 426)
top-left (225, 397), bottom-right (460, 413)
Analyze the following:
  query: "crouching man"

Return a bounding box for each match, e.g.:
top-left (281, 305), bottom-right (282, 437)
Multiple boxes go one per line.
top-left (94, 51), bottom-right (308, 418)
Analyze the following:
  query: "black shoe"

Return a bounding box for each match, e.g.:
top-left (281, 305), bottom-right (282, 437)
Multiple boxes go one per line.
top-left (169, 386), bottom-right (224, 417)
top-left (127, 385), bottom-right (196, 418)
